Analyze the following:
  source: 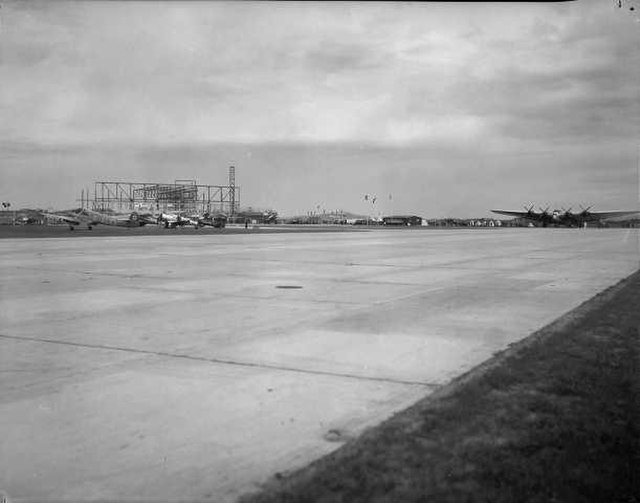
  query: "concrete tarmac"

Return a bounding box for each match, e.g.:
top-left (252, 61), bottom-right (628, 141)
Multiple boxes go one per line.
top-left (1, 228), bottom-right (638, 502)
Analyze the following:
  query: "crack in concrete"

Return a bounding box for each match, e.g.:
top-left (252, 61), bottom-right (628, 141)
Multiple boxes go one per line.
top-left (0, 333), bottom-right (438, 388)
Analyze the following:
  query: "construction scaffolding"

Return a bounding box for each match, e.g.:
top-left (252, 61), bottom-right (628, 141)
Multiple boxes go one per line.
top-left (91, 169), bottom-right (239, 215)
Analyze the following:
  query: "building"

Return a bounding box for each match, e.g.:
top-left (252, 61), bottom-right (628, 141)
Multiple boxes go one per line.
top-left (382, 215), bottom-right (424, 226)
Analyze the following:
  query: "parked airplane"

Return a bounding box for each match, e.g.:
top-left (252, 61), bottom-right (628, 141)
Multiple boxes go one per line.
top-left (157, 212), bottom-right (197, 229)
top-left (156, 211), bottom-right (228, 229)
top-left (234, 208), bottom-right (279, 224)
top-left (193, 212), bottom-right (227, 229)
top-left (43, 208), bottom-right (154, 230)
top-left (15, 214), bottom-right (40, 225)
top-left (491, 205), bottom-right (639, 227)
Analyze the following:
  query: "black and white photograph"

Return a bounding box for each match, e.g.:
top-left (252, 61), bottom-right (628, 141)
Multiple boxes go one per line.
top-left (1, 1), bottom-right (638, 501)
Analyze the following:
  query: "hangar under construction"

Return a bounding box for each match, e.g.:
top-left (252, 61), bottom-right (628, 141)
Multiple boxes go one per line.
top-left (87, 166), bottom-right (239, 215)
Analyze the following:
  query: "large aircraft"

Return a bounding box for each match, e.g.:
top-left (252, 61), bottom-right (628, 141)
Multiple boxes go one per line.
top-left (43, 208), bottom-right (155, 230)
top-left (491, 205), bottom-right (639, 227)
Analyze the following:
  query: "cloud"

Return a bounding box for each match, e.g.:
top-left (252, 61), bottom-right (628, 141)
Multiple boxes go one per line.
top-left (0, 1), bottom-right (638, 150)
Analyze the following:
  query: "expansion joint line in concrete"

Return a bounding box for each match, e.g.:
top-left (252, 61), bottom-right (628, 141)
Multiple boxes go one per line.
top-left (0, 333), bottom-right (437, 389)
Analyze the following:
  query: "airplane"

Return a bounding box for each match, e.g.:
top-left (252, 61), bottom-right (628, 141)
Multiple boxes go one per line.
top-left (43, 208), bottom-right (155, 230)
top-left (491, 205), bottom-right (639, 227)
top-left (155, 211), bottom-right (228, 229)
top-left (192, 212), bottom-right (227, 229)
top-left (157, 212), bottom-right (199, 229)
top-left (15, 214), bottom-right (40, 225)
top-left (235, 208), bottom-right (279, 225)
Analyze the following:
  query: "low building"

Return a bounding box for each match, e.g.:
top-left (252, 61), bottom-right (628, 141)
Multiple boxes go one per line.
top-left (382, 215), bottom-right (423, 226)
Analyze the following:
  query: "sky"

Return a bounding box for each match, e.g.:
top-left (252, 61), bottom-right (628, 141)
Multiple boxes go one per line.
top-left (1, 0), bottom-right (639, 217)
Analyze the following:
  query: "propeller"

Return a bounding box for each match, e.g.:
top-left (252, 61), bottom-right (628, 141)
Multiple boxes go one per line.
top-left (579, 205), bottom-right (592, 215)
top-left (538, 206), bottom-right (551, 215)
top-left (523, 204), bottom-right (535, 214)
top-left (561, 207), bottom-right (573, 215)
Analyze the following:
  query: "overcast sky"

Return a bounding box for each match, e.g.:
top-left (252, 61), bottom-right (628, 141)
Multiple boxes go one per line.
top-left (1, 0), bottom-right (639, 217)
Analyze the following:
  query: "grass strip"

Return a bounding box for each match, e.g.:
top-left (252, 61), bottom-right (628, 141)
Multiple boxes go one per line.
top-left (241, 269), bottom-right (640, 503)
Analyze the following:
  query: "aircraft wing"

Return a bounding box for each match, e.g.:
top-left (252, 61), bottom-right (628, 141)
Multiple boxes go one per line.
top-left (197, 219), bottom-right (222, 227)
top-left (113, 214), bottom-right (139, 224)
top-left (136, 213), bottom-right (157, 225)
top-left (106, 211), bottom-right (153, 226)
top-left (588, 210), bottom-right (639, 220)
top-left (490, 210), bottom-right (532, 218)
top-left (43, 212), bottom-right (82, 225)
